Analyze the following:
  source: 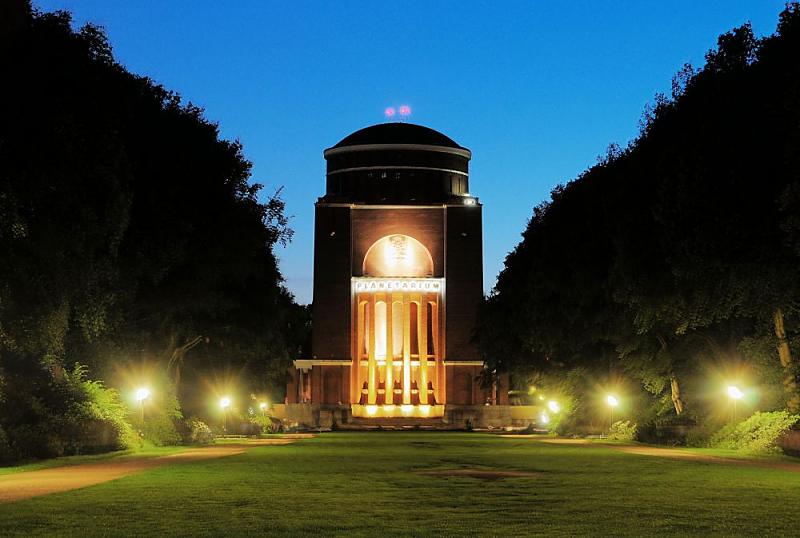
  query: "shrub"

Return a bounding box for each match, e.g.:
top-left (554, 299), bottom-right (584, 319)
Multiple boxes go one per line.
top-left (709, 411), bottom-right (800, 454)
top-left (141, 415), bottom-right (182, 446)
top-left (133, 379), bottom-right (183, 446)
top-left (73, 368), bottom-right (139, 452)
top-left (685, 425), bottom-right (714, 448)
top-left (608, 420), bottom-right (637, 441)
top-left (2, 363), bottom-right (138, 461)
top-left (185, 418), bottom-right (214, 445)
top-left (250, 412), bottom-right (278, 435)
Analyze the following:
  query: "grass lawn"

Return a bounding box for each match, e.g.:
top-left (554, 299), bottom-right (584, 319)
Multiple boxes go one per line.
top-left (0, 433), bottom-right (798, 536)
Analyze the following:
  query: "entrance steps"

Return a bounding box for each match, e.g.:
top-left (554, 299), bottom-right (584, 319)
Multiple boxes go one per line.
top-left (338, 416), bottom-right (453, 431)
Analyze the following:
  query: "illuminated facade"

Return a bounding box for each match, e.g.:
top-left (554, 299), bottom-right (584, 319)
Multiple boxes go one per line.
top-left (286, 123), bottom-right (508, 426)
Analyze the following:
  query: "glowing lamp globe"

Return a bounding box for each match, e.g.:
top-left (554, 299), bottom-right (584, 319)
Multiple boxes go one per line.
top-left (607, 395), bottom-right (619, 407)
top-left (220, 397), bottom-right (231, 409)
top-left (259, 402), bottom-right (268, 410)
top-left (135, 387), bottom-right (150, 402)
top-left (727, 386), bottom-right (744, 400)
top-left (547, 400), bottom-right (560, 413)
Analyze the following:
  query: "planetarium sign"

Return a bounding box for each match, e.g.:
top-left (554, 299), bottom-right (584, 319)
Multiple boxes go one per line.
top-left (352, 277), bottom-right (443, 293)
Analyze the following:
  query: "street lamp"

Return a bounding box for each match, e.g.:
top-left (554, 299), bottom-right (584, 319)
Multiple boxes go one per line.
top-left (727, 385), bottom-right (743, 422)
top-left (607, 395), bottom-right (619, 429)
top-left (135, 387), bottom-right (150, 427)
top-left (540, 413), bottom-right (550, 425)
top-left (547, 400), bottom-right (560, 413)
top-left (220, 397), bottom-right (231, 435)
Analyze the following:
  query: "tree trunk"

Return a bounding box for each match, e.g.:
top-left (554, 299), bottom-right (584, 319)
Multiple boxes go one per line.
top-left (773, 308), bottom-right (800, 412)
top-left (166, 334), bottom-right (205, 392)
top-left (670, 375), bottom-right (684, 415)
top-left (657, 335), bottom-right (685, 415)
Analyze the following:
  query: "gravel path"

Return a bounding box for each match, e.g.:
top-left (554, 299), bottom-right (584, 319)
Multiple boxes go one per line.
top-left (505, 436), bottom-right (800, 473)
top-left (0, 437), bottom-right (306, 503)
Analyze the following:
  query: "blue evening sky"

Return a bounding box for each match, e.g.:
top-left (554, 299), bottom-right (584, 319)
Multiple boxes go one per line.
top-left (35, 1), bottom-right (787, 304)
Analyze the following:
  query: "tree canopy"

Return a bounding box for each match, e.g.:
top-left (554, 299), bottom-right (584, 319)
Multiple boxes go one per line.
top-left (477, 3), bottom-right (800, 428)
top-left (0, 3), bottom-right (307, 458)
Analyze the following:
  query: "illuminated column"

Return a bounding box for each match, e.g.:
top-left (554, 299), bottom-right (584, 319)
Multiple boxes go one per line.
top-left (368, 294), bottom-right (377, 404)
top-left (433, 300), bottom-right (443, 404)
top-left (354, 298), bottom-right (364, 404)
top-left (403, 294), bottom-right (411, 405)
top-left (385, 294), bottom-right (394, 405)
top-left (419, 296), bottom-right (428, 405)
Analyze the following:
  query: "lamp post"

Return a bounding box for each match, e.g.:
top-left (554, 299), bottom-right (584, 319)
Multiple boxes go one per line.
top-left (607, 395), bottom-right (619, 431)
top-left (220, 397), bottom-right (231, 435)
top-left (540, 413), bottom-right (550, 426)
top-left (135, 387), bottom-right (150, 428)
top-left (727, 385), bottom-right (743, 422)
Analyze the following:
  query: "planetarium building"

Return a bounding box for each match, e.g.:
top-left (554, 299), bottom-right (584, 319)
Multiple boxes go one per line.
top-left (284, 123), bottom-right (511, 428)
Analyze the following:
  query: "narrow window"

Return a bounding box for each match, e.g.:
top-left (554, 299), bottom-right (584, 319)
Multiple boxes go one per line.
top-left (427, 302), bottom-right (435, 356)
top-left (375, 301), bottom-right (387, 359)
top-left (392, 301), bottom-right (403, 358)
top-left (410, 302), bottom-right (419, 356)
top-left (363, 302), bottom-right (370, 357)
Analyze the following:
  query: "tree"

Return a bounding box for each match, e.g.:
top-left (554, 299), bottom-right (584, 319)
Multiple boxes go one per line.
top-left (476, 4), bottom-right (800, 427)
top-left (0, 3), bottom-right (303, 456)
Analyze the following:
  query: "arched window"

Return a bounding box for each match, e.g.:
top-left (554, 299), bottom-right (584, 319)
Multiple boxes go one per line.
top-left (362, 234), bottom-right (434, 277)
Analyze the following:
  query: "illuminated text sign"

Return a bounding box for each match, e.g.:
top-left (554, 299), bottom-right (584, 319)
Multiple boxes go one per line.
top-left (353, 278), bottom-right (443, 293)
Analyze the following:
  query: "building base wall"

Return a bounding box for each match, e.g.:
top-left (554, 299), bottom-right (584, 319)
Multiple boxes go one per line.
top-left (272, 403), bottom-right (539, 431)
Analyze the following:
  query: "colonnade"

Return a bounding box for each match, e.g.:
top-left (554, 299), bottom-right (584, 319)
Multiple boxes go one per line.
top-left (353, 291), bottom-right (442, 407)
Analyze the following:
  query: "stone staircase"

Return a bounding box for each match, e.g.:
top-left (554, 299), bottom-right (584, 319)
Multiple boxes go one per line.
top-left (338, 416), bottom-right (454, 431)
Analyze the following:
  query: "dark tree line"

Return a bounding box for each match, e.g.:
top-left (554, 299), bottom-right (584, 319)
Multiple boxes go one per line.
top-left (477, 4), bottom-right (800, 428)
top-left (0, 3), bottom-right (308, 457)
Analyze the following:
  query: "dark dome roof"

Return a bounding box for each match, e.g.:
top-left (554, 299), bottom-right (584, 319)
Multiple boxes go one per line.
top-left (333, 123), bottom-right (463, 149)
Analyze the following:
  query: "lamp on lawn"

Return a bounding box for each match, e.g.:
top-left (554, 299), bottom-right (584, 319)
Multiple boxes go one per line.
top-left (607, 395), bottom-right (619, 430)
top-left (135, 387), bottom-right (150, 427)
top-left (220, 397), bottom-right (231, 435)
top-left (727, 385), bottom-right (743, 422)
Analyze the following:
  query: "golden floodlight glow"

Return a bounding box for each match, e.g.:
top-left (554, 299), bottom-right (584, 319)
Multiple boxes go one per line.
top-left (547, 400), bottom-right (560, 413)
top-left (727, 386), bottom-right (744, 400)
top-left (135, 387), bottom-right (150, 402)
top-left (363, 235), bottom-right (433, 277)
top-left (366, 405), bottom-right (378, 416)
top-left (383, 404), bottom-right (396, 412)
top-left (220, 397), bottom-right (231, 409)
top-left (401, 404), bottom-right (414, 415)
top-left (419, 405), bottom-right (431, 416)
top-left (607, 395), bottom-right (619, 407)
top-left (259, 402), bottom-right (268, 410)
top-left (540, 413), bottom-right (550, 424)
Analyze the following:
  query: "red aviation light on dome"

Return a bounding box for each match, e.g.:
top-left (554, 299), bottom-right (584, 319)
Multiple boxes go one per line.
top-left (398, 105), bottom-right (411, 117)
top-left (384, 107), bottom-right (396, 119)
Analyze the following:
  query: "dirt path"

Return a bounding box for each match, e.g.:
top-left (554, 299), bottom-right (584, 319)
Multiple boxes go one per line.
top-left (0, 437), bottom-right (309, 503)
top-left (612, 444), bottom-right (800, 473)
top-left (504, 436), bottom-right (800, 473)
